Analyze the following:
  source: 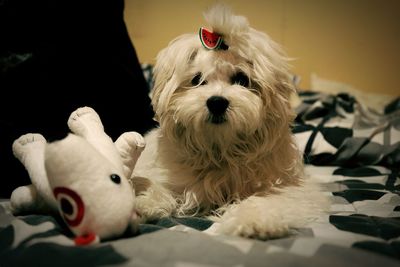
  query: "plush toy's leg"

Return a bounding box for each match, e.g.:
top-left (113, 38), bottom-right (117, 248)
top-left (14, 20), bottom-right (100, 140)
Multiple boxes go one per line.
top-left (67, 107), bottom-right (123, 172)
top-left (115, 132), bottom-right (145, 179)
top-left (11, 134), bottom-right (57, 213)
top-left (11, 185), bottom-right (37, 213)
top-left (67, 107), bottom-right (104, 136)
top-left (10, 185), bottom-right (52, 214)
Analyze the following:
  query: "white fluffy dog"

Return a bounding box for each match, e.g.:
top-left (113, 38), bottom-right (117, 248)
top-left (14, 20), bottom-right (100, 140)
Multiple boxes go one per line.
top-left (133, 5), bottom-right (328, 239)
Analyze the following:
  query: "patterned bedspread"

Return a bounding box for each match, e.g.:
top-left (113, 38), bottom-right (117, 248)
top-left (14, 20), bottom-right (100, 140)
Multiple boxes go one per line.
top-left (1, 91), bottom-right (399, 267)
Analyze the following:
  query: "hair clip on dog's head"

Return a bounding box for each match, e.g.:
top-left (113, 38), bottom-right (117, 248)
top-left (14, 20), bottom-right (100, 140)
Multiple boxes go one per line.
top-left (199, 27), bottom-right (229, 50)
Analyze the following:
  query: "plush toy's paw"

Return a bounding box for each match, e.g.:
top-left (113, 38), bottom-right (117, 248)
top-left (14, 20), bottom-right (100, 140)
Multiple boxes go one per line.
top-left (12, 133), bottom-right (46, 163)
top-left (122, 132), bottom-right (146, 150)
top-left (10, 185), bottom-right (38, 214)
top-left (115, 132), bottom-right (146, 177)
top-left (68, 106), bottom-right (104, 136)
top-left (10, 185), bottom-right (51, 215)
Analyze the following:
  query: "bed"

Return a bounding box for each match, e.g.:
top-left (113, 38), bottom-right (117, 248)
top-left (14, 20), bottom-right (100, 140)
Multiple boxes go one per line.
top-left (1, 74), bottom-right (399, 266)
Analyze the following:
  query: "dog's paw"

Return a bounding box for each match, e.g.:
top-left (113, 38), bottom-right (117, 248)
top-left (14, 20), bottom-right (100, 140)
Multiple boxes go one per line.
top-left (12, 133), bottom-right (46, 162)
top-left (132, 180), bottom-right (177, 222)
top-left (216, 216), bottom-right (290, 239)
top-left (134, 194), bottom-right (176, 223)
top-left (213, 202), bottom-right (291, 239)
top-left (67, 106), bottom-right (103, 136)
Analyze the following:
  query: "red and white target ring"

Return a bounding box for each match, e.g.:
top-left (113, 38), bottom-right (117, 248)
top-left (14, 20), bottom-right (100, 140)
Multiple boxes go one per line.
top-left (53, 187), bottom-right (85, 227)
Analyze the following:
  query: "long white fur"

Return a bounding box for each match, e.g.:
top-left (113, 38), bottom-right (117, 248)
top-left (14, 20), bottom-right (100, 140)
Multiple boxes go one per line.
top-left (133, 4), bottom-right (329, 238)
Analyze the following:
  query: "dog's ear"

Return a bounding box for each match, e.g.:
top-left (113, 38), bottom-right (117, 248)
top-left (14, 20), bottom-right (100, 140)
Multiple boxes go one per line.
top-left (151, 35), bottom-right (199, 121)
top-left (245, 28), bottom-right (296, 101)
top-left (274, 73), bottom-right (296, 103)
top-left (240, 28), bottom-right (296, 127)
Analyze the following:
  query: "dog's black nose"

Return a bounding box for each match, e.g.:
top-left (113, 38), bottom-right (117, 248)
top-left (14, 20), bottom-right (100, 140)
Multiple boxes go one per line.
top-left (206, 96), bottom-right (229, 116)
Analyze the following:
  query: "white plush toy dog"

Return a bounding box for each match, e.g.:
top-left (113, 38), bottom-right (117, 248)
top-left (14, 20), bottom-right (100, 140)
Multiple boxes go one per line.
top-left (11, 107), bottom-right (144, 245)
top-left (133, 4), bottom-right (329, 238)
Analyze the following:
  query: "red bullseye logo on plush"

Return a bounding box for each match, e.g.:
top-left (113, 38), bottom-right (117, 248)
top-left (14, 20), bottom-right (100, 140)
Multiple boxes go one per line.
top-left (53, 187), bottom-right (85, 227)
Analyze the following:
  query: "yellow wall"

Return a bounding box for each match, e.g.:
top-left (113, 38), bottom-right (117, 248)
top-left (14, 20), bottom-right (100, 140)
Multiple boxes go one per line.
top-left (124, 0), bottom-right (400, 96)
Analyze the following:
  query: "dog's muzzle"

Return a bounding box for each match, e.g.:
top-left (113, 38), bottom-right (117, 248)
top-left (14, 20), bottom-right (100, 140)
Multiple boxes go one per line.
top-left (206, 96), bottom-right (229, 124)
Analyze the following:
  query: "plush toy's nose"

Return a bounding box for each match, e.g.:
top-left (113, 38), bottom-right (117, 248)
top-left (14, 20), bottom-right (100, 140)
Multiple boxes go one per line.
top-left (206, 96), bottom-right (229, 116)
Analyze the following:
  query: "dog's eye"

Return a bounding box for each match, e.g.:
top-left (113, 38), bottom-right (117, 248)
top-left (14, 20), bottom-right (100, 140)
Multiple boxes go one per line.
top-left (231, 72), bottom-right (250, 88)
top-left (191, 72), bottom-right (207, 86)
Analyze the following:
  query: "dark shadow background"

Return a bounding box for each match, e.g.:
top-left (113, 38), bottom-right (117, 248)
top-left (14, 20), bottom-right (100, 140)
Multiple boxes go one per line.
top-left (0, 0), bottom-right (156, 198)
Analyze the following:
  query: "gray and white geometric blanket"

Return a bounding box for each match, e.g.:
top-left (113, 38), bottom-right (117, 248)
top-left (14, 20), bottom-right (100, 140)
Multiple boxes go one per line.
top-left (1, 91), bottom-right (399, 267)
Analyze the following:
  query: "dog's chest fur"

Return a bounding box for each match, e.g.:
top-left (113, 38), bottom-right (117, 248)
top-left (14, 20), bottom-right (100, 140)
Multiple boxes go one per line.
top-left (135, 128), bottom-right (295, 214)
